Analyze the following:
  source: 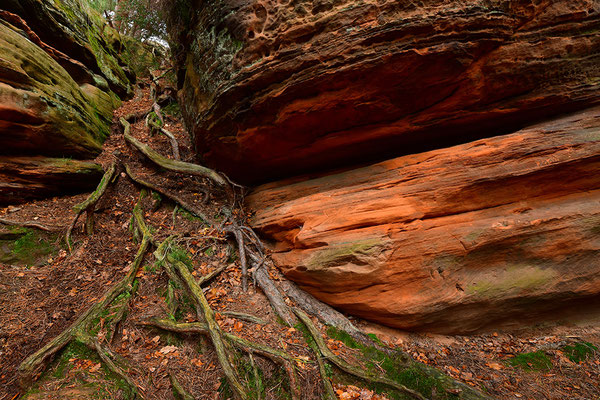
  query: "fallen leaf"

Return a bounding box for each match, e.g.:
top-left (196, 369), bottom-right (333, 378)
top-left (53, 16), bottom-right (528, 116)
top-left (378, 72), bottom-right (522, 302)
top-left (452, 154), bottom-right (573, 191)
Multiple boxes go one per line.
top-left (486, 362), bottom-right (503, 370)
top-left (160, 345), bottom-right (178, 354)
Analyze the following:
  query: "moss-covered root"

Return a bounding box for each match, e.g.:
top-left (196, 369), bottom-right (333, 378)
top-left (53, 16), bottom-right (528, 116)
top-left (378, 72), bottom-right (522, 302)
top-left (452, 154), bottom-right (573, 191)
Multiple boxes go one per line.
top-left (294, 309), bottom-right (427, 400)
top-left (18, 204), bottom-right (153, 387)
top-left (138, 318), bottom-right (300, 400)
top-left (169, 372), bottom-right (194, 400)
top-left (170, 260), bottom-right (249, 400)
top-left (125, 163), bottom-right (213, 224)
top-left (121, 117), bottom-right (226, 186)
top-left (91, 339), bottom-right (145, 399)
top-left (282, 280), bottom-right (375, 347)
top-left (146, 103), bottom-right (181, 160)
top-left (66, 160), bottom-right (118, 250)
top-left (316, 354), bottom-right (337, 400)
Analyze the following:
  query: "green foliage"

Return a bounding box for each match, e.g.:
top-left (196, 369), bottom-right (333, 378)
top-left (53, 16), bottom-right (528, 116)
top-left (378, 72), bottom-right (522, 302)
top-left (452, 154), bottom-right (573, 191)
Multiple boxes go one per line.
top-left (87, 0), bottom-right (167, 41)
top-left (162, 102), bottom-right (181, 118)
top-left (508, 351), bottom-right (553, 371)
top-left (562, 342), bottom-right (598, 363)
top-left (87, 0), bottom-right (118, 14)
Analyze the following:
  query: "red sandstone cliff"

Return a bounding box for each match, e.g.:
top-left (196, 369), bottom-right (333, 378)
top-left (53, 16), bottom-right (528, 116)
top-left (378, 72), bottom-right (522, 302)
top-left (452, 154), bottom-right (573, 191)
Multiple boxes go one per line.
top-left (169, 0), bottom-right (600, 183)
top-left (166, 0), bottom-right (600, 332)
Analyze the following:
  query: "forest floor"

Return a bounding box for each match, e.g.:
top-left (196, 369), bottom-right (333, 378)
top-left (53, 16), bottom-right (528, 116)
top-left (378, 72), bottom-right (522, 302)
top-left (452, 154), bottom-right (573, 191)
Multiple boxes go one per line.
top-left (0, 82), bottom-right (599, 400)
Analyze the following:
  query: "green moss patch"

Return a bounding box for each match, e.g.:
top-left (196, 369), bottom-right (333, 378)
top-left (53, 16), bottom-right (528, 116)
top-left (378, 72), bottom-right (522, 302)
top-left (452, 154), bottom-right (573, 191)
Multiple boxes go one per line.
top-left (24, 339), bottom-right (135, 399)
top-left (466, 265), bottom-right (556, 298)
top-left (507, 351), bottom-right (553, 371)
top-left (308, 238), bottom-right (383, 269)
top-left (562, 342), bottom-right (598, 363)
top-left (0, 227), bottom-right (59, 267)
top-left (326, 326), bottom-right (461, 400)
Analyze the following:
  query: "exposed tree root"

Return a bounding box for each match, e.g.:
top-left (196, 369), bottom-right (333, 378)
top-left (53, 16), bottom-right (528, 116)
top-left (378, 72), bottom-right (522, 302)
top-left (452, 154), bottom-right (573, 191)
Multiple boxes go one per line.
top-left (121, 118), bottom-right (226, 186)
top-left (169, 258), bottom-right (249, 400)
top-left (169, 372), bottom-right (194, 400)
top-left (138, 318), bottom-right (300, 400)
top-left (316, 353), bottom-right (337, 400)
top-left (281, 280), bottom-right (378, 348)
top-left (17, 112), bottom-right (494, 400)
top-left (220, 311), bottom-right (267, 325)
top-left (92, 339), bottom-right (145, 399)
top-left (146, 103), bottom-right (180, 160)
top-left (66, 160), bottom-right (117, 250)
top-left (232, 227), bottom-right (248, 291)
top-left (250, 258), bottom-right (296, 327)
top-left (18, 200), bottom-right (152, 389)
top-left (124, 163), bottom-right (212, 224)
top-left (294, 308), bottom-right (428, 400)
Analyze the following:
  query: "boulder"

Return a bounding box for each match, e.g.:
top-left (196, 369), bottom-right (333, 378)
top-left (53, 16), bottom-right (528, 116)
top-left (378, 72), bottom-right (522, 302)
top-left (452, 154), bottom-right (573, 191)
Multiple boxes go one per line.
top-left (247, 107), bottom-right (600, 333)
top-left (168, 0), bottom-right (600, 183)
top-left (0, 157), bottom-right (103, 205)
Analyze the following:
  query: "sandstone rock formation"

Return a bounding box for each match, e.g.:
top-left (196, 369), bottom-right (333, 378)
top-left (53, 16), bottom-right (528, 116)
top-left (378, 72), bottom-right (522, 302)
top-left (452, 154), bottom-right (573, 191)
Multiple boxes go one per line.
top-left (0, 1), bottom-right (132, 204)
top-left (168, 0), bottom-right (600, 183)
top-left (248, 107), bottom-right (600, 333)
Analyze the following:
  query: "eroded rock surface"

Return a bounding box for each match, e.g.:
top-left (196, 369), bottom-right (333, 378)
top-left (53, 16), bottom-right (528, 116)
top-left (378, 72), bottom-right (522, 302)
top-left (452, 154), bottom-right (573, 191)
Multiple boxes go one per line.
top-left (0, 1), bottom-right (132, 204)
top-left (169, 0), bottom-right (600, 183)
top-left (248, 108), bottom-right (600, 333)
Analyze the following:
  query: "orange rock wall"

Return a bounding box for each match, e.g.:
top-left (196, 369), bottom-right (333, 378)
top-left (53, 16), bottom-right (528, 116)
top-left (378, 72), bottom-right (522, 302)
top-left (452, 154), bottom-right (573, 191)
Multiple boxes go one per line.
top-left (170, 0), bottom-right (600, 183)
top-left (248, 108), bottom-right (600, 333)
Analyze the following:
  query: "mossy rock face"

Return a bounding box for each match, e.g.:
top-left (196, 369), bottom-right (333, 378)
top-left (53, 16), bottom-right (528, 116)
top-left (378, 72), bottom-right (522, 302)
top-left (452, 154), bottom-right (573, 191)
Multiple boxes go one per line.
top-left (0, 19), bottom-right (116, 158)
top-left (2, 0), bottom-right (133, 98)
top-left (0, 156), bottom-right (104, 205)
top-left (121, 35), bottom-right (168, 79)
top-left (0, 0), bottom-right (125, 203)
top-left (0, 226), bottom-right (59, 267)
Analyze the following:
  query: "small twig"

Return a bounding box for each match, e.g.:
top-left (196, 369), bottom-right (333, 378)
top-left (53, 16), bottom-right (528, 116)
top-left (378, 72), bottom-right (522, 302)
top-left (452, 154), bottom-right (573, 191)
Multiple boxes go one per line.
top-left (0, 218), bottom-right (63, 232)
top-left (197, 264), bottom-right (227, 287)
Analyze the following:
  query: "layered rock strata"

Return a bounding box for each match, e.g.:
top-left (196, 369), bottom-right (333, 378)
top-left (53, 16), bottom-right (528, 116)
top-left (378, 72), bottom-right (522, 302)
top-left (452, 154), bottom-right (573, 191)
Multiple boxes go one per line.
top-left (0, 1), bottom-right (132, 204)
top-left (248, 108), bottom-right (600, 333)
top-left (168, 0), bottom-right (600, 183)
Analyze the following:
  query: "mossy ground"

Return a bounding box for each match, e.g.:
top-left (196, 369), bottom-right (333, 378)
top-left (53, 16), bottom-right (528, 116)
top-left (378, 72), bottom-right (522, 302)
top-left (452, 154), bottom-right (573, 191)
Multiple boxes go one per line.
top-left (322, 326), bottom-right (461, 400)
top-left (507, 351), bottom-right (553, 371)
top-left (562, 342), bottom-right (598, 363)
top-left (0, 227), bottom-right (59, 267)
top-left (23, 340), bottom-right (135, 399)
